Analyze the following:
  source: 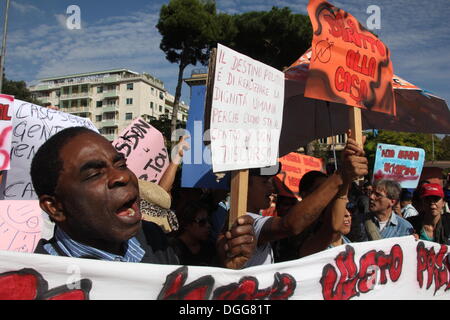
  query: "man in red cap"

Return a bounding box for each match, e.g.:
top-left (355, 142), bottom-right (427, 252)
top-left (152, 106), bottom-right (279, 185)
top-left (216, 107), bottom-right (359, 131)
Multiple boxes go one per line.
top-left (407, 183), bottom-right (450, 244)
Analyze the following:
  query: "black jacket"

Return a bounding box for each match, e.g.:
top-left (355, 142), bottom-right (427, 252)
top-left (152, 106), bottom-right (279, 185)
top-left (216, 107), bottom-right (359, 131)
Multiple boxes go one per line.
top-left (34, 221), bottom-right (180, 265)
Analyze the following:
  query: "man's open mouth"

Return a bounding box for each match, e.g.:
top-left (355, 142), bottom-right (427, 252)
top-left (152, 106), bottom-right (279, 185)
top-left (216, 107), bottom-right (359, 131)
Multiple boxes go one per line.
top-left (116, 196), bottom-right (141, 221)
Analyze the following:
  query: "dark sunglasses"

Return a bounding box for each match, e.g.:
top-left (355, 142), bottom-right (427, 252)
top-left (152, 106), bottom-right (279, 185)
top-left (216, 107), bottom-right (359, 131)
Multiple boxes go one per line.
top-left (193, 218), bottom-right (210, 227)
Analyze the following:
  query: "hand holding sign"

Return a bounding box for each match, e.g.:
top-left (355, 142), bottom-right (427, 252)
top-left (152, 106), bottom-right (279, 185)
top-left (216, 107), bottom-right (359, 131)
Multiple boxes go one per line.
top-left (340, 129), bottom-right (368, 183)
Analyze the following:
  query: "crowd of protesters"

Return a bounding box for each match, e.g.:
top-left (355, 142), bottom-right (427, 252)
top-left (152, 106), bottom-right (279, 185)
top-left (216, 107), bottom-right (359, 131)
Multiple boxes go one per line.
top-left (30, 127), bottom-right (450, 269)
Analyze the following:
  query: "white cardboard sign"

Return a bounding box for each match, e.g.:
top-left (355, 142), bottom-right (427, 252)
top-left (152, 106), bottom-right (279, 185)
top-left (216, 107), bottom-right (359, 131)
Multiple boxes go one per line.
top-left (210, 44), bottom-right (285, 172)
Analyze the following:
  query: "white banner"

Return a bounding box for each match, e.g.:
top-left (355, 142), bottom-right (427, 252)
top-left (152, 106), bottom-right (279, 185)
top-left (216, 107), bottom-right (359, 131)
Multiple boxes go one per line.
top-left (0, 99), bottom-right (98, 200)
top-left (0, 236), bottom-right (448, 300)
top-left (210, 44), bottom-right (284, 173)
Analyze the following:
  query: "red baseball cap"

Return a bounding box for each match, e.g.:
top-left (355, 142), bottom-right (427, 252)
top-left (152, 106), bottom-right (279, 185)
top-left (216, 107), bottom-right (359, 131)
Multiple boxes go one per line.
top-left (420, 183), bottom-right (444, 198)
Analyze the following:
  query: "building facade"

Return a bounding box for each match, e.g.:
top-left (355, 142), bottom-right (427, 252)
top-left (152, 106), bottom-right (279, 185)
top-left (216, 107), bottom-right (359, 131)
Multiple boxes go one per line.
top-left (29, 69), bottom-right (189, 141)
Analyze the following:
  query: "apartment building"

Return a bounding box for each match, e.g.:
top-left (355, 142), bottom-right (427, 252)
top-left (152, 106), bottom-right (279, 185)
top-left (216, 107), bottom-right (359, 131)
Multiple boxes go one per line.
top-left (29, 69), bottom-right (189, 141)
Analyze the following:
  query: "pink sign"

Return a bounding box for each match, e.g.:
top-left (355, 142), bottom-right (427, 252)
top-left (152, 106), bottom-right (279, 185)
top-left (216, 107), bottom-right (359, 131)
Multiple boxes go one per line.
top-left (113, 118), bottom-right (169, 183)
top-left (0, 200), bottom-right (42, 252)
top-left (0, 94), bottom-right (14, 171)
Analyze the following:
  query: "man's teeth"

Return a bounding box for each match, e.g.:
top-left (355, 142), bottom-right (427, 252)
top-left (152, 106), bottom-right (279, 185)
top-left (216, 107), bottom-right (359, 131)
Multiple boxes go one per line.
top-left (128, 208), bottom-right (135, 217)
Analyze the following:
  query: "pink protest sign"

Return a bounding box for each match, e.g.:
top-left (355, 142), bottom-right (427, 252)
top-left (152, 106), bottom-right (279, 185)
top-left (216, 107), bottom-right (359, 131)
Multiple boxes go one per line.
top-left (0, 94), bottom-right (14, 171)
top-left (113, 118), bottom-right (169, 183)
top-left (0, 200), bottom-right (42, 252)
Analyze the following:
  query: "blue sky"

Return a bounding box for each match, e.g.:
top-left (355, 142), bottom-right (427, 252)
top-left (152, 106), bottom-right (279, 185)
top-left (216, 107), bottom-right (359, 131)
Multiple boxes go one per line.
top-left (1, 0), bottom-right (450, 108)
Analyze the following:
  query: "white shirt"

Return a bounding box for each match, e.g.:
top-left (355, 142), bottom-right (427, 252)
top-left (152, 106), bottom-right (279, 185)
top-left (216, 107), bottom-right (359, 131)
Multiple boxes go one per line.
top-left (401, 203), bottom-right (419, 219)
top-left (244, 212), bottom-right (274, 267)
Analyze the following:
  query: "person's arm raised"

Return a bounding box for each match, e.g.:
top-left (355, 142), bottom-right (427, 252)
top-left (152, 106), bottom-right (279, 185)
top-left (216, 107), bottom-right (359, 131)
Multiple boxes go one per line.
top-left (258, 130), bottom-right (368, 246)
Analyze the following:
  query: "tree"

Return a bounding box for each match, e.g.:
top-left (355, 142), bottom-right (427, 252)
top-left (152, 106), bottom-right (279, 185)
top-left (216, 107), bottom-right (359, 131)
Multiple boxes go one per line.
top-left (220, 7), bottom-right (312, 70)
top-left (157, 0), bottom-right (219, 142)
top-left (1, 77), bottom-right (40, 104)
top-left (364, 130), bottom-right (446, 176)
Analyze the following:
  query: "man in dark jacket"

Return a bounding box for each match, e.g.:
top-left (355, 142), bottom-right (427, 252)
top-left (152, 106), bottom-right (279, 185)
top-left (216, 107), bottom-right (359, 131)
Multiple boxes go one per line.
top-left (31, 127), bottom-right (255, 269)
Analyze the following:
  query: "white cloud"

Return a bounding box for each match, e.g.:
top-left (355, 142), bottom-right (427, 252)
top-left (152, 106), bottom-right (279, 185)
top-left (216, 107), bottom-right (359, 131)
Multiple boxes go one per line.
top-left (10, 1), bottom-right (42, 14)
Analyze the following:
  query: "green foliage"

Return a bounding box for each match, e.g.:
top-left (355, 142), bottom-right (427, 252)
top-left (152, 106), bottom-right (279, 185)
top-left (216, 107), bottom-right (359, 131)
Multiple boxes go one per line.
top-left (1, 77), bottom-right (40, 104)
top-left (157, 0), bottom-right (219, 68)
top-left (364, 130), bottom-right (450, 175)
top-left (149, 114), bottom-right (186, 146)
top-left (219, 7), bottom-right (312, 70)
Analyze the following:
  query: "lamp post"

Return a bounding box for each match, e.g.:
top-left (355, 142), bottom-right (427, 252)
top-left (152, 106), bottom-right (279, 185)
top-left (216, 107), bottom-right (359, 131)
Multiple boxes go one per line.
top-left (0, 0), bottom-right (11, 92)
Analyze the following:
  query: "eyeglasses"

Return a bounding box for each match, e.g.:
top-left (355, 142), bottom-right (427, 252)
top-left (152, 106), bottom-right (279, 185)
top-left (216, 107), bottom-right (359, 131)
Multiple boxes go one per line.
top-left (423, 196), bottom-right (442, 204)
top-left (193, 217), bottom-right (210, 227)
top-left (369, 191), bottom-right (389, 200)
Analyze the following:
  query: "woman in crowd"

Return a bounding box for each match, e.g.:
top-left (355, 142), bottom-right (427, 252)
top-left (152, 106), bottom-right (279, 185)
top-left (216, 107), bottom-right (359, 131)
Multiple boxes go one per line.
top-left (169, 201), bottom-right (216, 266)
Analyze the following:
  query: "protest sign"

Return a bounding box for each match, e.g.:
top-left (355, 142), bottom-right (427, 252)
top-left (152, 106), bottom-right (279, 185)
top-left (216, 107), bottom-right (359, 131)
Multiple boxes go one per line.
top-left (372, 143), bottom-right (425, 188)
top-left (305, 0), bottom-right (396, 115)
top-left (0, 200), bottom-right (41, 253)
top-left (210, 44), bottom-right (285, 172)
top-left (273, 153), bottom-right (325, 198)
top-left (113, 117), bottom-right (169, 184)
top-left (0, 94), bottom-right (14, 170)
top-left (181, 84), bottom-right (230, 189)
top-left (0, 236), bottom-right (448, 300)
top-left (0, 99), bottom-right (98, 200)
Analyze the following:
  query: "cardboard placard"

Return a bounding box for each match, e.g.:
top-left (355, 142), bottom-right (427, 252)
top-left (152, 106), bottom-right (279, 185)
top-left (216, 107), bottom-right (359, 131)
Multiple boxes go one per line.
top-left (305, 0), bottom-right (396, 115)
top-left (113, 117), bottom-right (169, 184)
top-left (372, 143), bottom-right (425, 188)
top-left (0, 94), bottom-right (14, 171)
top-left (0, 200), bottom-right (41, 253)
top-left (210, 44), bottom-right (285, 172)
top-left (273, 153), bottom-right (325, 198)
top-left (0, 100), bottom-right (98, 200)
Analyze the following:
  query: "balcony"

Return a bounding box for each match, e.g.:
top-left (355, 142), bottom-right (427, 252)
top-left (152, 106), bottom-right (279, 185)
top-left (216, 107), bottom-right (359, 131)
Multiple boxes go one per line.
top-left (60, 92), bottom-right (92, 100)
top-left (103, 90), bottom-right (119, 98)
top-left (102, 75), bottom-right (121, 84)
top-left (101, 118), bottom-right (118, 127)
top-left (102, 105), bottom-right (119, 113)
top-left (67, 106), bottom-right (92, 114)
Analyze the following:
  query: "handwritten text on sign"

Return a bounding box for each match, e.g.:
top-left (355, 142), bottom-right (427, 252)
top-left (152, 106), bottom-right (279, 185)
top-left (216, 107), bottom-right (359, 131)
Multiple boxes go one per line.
top-left (0, 237), bottom-right (449, 300)
top-left (0, 200), bottom-right (41, 253)
top-left (273, 153), bottom-right (325, 198)
top-left (210, 44), bottom-right (285, 172)
top-left (372, 143), bottom-right (425, 188)
top-left (113, 118), bottom-right (169, 184)
top-left (0, 94), bottom-right (14, 171)
top-left (304, 0), bottom-right (395, 115)
top-left (0, 100), bottom-right (98, 200)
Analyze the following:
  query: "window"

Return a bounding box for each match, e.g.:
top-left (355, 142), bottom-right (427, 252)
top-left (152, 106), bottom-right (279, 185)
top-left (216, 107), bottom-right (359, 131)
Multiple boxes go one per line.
top-left (96, 115), bottom-right (102, 122)
top-left (63, 87), bottom-right (69, 94)
top-left (159, 105), bottom-right (163, 112)
top-left (126, 98), bottom-right (133, 105)
top-left (96, 101), bottom-right (103, 108)
top-left (72, 86), bottom-right (79, 94)
top-left (97, 86), bottom-right (103, 93)
top-left (159, 91), bottom-right (164, 100)
top-left (127, 83), bottom-right (134, 90)
top-left (150, 102), bottom-right (154, 109)
top-left (125, 113), bottom-right (133, 120)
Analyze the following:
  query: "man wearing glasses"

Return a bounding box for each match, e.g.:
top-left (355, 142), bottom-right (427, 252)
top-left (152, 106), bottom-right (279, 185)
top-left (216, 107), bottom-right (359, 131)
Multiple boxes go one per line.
top-left (360, 179), bottom-right (414, 241)
top-left (407, 183), bottom-right (450, 244)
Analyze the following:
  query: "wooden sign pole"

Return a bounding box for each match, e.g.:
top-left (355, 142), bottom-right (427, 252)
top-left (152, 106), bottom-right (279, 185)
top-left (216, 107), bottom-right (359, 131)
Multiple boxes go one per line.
top-left (348, 106), bottom-right (363, 147)
top-left (229, 169), bottom-right (249, 229)
top-left (349, 106), bottom-right (364, 185)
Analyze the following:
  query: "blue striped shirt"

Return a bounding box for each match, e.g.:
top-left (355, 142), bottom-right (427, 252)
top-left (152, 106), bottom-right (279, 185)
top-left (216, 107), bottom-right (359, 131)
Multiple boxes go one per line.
top-left (43, 228), bottom-right (145, 262)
